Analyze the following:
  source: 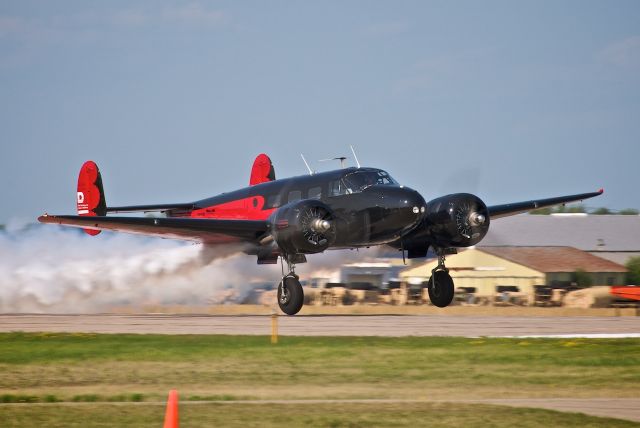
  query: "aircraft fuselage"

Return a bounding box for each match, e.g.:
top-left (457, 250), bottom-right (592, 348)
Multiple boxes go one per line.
top-left (169, 167), bottom-right (426, 248)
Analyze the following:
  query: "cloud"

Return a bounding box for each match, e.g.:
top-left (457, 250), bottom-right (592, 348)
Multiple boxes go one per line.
top-left (392, 75), bottom-right (433, 95)
top-left (0, 15), bottom-right (24, 38)
top-left (112, 3), bottom-right (228, 28)
top-left (0, 14), bottom-right (62, 43)
top-left (391, 48), bottom-right (496, 95)
top-left (162, 3), bottom-right (228, 27)
top-left (1, 3), bottom-right (229, 42)
top-left (0, 4), bottom-right (230, 67)
top-left (599, 35), bottom-right (640, 68)
top-left (360, 21), bottom-right (410, 37)
top-left (112, 9), bottom-right (150, 27)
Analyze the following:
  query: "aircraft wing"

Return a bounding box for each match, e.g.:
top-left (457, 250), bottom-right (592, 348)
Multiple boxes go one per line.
top-left (37, 215), bottom-right (269, 245)
top-left (488, 189), bottom-right (604, 219)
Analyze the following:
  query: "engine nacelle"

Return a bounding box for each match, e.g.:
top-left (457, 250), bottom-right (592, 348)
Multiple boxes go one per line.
top-left (422, 193), bottom-right (490, 248)
top-left (270, 199), bottom-right (336, 255)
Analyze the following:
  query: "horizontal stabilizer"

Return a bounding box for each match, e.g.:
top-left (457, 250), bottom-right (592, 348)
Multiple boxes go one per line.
top-left (106, 203), bottom-right (195, 214)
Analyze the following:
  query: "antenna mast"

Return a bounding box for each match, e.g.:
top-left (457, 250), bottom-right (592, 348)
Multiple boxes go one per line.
top-left (300, 154), bottom-right (313, 175)
top-left (350, 145), bottom-right (361, 168)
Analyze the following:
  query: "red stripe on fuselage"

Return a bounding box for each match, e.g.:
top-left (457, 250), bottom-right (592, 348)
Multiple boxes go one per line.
top-left (189, 195), bottom-right (275, 220)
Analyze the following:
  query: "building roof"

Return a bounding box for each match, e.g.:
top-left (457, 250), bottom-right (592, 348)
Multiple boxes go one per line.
top-left (482, 215), bottom-right (640, 252)
top-left (478, 246), bottom-right (627, 273)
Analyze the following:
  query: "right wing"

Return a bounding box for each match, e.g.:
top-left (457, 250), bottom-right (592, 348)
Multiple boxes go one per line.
top-left (487, 189), bottom-right (604, 219)
top-left (38, 215), bottom-right (269, 245)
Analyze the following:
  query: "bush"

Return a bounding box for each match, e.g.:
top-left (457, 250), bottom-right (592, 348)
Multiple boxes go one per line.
top-left (573, 269), bottom-right (593, 287)
top-left (625, 257), bottom-right (640, 285)
top-left (620, 208), bottom-right (639, 215)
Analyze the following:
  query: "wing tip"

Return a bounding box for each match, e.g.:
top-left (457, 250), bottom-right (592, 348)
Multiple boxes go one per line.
top-left (38, 214), bottom-right (60, 224)
top-left (598, 188), bottom-right (604, 194)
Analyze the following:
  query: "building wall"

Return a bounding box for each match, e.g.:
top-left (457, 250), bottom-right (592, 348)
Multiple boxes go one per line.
top-left (400, 249), bottom-right (545, 298)
top-left (346, 274), bottom-right (383, 287)
top-left (546, 272), bottom-right (626, 286)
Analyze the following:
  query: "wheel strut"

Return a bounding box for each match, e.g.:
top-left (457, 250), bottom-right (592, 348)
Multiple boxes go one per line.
top-left (431, 249), bottom-right (449, 277)
top-left (280, 255), bottom-right (297, 278)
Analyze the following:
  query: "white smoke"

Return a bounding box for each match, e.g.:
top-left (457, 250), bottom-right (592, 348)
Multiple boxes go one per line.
top-left (0, 222), bottom-right (377, 313)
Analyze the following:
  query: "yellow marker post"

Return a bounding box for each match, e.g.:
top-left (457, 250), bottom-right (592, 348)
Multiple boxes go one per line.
top-left (271, 311), bottom-right (278, 344)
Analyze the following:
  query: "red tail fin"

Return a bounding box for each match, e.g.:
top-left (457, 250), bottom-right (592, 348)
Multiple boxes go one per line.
top-left (250, 154), bottom-right (275, 186)
top-left (77, 161), bottom-right (107, 236)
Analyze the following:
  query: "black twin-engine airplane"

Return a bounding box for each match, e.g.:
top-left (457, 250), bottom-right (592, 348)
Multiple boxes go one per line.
top-left (39, 154), bottom-right (603, 315)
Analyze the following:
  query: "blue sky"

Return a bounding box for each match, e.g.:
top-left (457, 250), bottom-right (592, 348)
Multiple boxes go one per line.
top-left (1, 1), bottom-right (639, 223)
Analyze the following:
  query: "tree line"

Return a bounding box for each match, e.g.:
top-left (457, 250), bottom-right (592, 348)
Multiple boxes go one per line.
top-left (530, 205), bottom-right (639, 215)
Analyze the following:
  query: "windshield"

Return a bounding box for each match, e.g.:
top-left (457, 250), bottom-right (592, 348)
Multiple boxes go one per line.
top-left (343, 170), bottom-right (398, 193)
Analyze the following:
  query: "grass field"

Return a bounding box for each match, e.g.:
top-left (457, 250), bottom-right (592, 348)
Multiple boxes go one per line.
top-left (3, 402), bottom-right (639, 427)
top-left (0, 333), bottom-right (639, 426)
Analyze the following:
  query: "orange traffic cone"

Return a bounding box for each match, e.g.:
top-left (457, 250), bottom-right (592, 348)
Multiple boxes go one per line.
top-left (163, 389), bottom-right (179, 428)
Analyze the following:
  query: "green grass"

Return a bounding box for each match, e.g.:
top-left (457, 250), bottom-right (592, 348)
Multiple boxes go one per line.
top-left (0, 333), bottom-right (638, 401)
top-left (1, 402), bottom-right (639, 428)
top-left (0, 333), bottom-right (638, 426)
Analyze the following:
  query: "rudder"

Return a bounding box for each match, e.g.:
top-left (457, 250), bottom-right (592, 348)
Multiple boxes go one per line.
top-left (249, 154), bottom-right (276, 186)
top-left (77, 160), bottom-right (107, 236)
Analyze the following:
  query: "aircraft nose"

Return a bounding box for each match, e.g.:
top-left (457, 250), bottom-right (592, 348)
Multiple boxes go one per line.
top-left (381, 186), bottom-right (427, 226)
top-left (401, 188), bottom-right (427, 221)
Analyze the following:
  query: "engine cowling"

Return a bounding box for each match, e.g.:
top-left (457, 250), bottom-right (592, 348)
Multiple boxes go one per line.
top-left (270, 199), bottom-right (336, 255)
top-left (422, 193), bottom-right (490, 248)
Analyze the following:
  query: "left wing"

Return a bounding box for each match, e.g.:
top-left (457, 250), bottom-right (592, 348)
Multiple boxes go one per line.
top-left (37, 215), bottom-right (269, 245)
top-left (488, 189), bottom-right (603, 219)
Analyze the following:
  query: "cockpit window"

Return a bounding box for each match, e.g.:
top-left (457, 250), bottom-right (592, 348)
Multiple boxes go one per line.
top-left (343, 170), bottom-right (397, 193)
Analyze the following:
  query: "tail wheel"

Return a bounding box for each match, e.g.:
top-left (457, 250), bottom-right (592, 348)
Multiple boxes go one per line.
top-left (428, 270), bottom-right (454, 307)
top-left (278, 274), bottom-right (304, 315)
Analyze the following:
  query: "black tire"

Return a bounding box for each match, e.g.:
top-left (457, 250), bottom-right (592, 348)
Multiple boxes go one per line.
top-left (428, 270), bottom-right (454, 308)
top-left (278, 275), bottom-right (304, 315)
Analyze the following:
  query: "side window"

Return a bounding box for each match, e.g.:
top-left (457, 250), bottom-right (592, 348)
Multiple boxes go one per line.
top-left (288, 190), bottom-right (302, 203)
top-left (308, 186), bottom-right (322, 200)
top-left (266, 194), bottom-right (281, 208)
top-left (330, 180), bottom-right (346, 196)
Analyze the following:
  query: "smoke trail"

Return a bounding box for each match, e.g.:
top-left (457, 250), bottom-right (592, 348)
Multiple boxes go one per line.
top-left (0, 222), bottom-right (376, 313)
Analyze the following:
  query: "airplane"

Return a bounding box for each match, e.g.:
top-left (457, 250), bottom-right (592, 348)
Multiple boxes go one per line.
top-left (38, 153), bottom-right (603, 315)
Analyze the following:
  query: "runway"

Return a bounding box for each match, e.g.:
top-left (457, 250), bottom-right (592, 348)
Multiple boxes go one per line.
top-left (0, 313), bottom-right (638, 337)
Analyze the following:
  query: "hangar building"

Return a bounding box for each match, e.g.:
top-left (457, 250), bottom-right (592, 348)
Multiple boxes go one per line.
top-left (400, 246), bottom-right (627, 304)
top-left (482, 214), bottom-right (640, 265)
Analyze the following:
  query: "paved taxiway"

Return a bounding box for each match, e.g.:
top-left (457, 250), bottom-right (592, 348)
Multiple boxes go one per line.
top-left (0, 313), bottom-right (638, 337)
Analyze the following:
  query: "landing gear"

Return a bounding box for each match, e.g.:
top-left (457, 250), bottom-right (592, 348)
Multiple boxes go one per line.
top-left (277, 258), bottom-right (304, 315)
top-left (428, 250), bottom-right (454, 307)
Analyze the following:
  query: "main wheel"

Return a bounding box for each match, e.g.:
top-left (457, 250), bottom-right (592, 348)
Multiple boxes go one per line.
top-left (278, 274), bottom-right (304, 315)
top-left (428, 270), bottom-right (454, 308)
